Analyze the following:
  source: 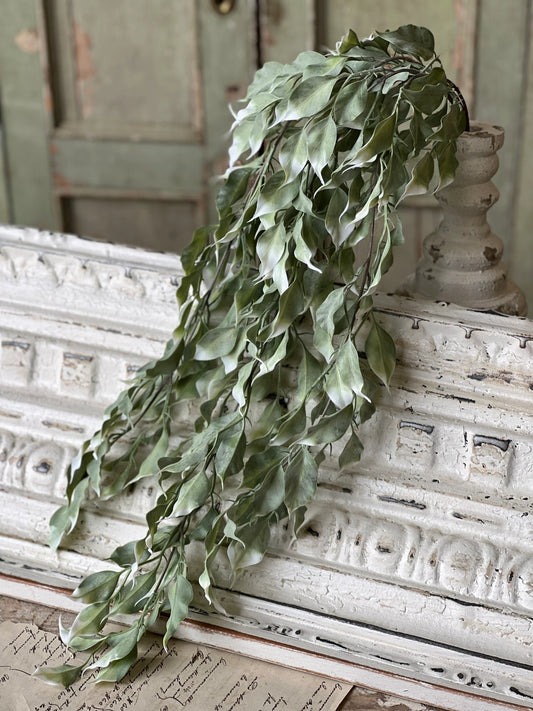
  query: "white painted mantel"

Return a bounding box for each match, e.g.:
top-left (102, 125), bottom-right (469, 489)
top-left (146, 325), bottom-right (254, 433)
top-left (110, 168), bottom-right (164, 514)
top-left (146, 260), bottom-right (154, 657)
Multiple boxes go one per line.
top-left (1, 225), bottom-right (532, 708)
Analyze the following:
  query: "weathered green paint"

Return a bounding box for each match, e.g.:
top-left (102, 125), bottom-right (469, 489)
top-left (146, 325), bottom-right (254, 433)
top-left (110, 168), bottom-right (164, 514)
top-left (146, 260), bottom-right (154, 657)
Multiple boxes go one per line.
top-left (475, 0), bottom-right (530, 257)
top-left (62, 195), bottom-right (200, 252)
top-left (48, 0), bottom-right (201, 140)
top-left (0, 1), bottom-right (59, 229)
top-left (198, 1), bottom-right (255, 223)
top-left (52, 139), bottom-right (204, 195)
top-left (259, 0), bottom-right (315, 63)
top-left (0, 0), bottom-right (255, 251)
top-left (319, 0), bottom-right (474, 86)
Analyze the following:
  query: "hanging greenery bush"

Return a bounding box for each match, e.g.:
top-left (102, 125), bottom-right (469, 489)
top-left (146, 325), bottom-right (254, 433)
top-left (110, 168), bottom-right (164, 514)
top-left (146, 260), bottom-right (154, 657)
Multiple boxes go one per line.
top-left (41, 25), bottom-right (468, 686)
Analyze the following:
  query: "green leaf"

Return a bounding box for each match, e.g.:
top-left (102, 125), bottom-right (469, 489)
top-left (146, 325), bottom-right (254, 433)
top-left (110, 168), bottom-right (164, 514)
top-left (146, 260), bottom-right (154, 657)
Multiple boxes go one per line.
top-left (258, 332), bottom-right (289, 377)
top-left (376, 25), bottom-right (435, 61)
top-left (227, 519), bottom-right (271, 573)
top-left (294, 51), bottom-right (327, 72)
top-left (307, 115), bottom-right (337, 181)
top-left (35, 663), bottom-right (85, 688)
top-left (67, 634), bottom-right (104, 653)
top-left (284, 448), bottom-right (317, 512)
top-left (279, 129), bottom-right (308, 181)
top-left (271, 251), bottom-right (290, 294)
top-left (109, 540), bottom-right (137, 568)
top-left (214, 423), bottom-right (246, 482)
top-left (297, 346), bottom-right (322, 401)
top-left (293, 216), bottom-right (320, 273)
top-left (333, 80), bottom-right (368, 125)
top-left (241, 90), bottom-right (279, 117)
top-left (403, 82), bottom-right (446, 115)
top-left (232, 359), bottom-right (255, 407)
top-left (229, 117), bottom-right (254, 166)
top-left (433, 100), bottom-right (466, 140)
top-left (270, 278), bottom-right (305, 337)
top-left (325, 187), bottom-right (349, 246)
top-left (163, 574), bottom-right (193, 648)
top-left (365, 317), bottom-right (396, 387)
top-left (337, 28), bottom-right (360, 54)
top-left (216, 167), bottom-right (252, 217)
top-left (187, 507), bottom-right (219, 542)
top-left (281, 75), bottom-right (338, 121)
top-left (113, 573), bottom-right (156, 615)
top-left (391, 219), bottom-right (405, 246)
top-left (351, 112), bottom-right (397, 166)
top-left (242, 447), bottom-right (285, 489)
top-left (49, 478), bottom-right (89, 551)
top-left (300, 404), bottom-right (354, 446)
top-left (66, 601), bottom-right (109, 642)
top-left (71, 570), bottom-right (121, 604)
top-left (88, 626), bottom-right (138, 672)
top-left (246, 60), bottom-right (288, 94)
top-left (135, 426), bottom-right (169, 483)
top-left (339, 431), bottom-right (364, 469)
top-left (195, 327), bottom-right (240, 361)
top-left (95, 646), bottom-right (137, 684)
top-left (324, 340), bottom-right (366, 408)
top-left (273, 405), bottom-right (307, 445)
top-left (172, 471), bottom-right (211, 517)
top-left (254, 171), bottom-right (298, 220)
top-left (302, 55), bottom-right (346, 80)
top-left (404, 151), bottom-right (435, 197)
top-left (435, 140), bottom-right (458, 188)
top-left (181, 226), bottom-right (210, 274)
top-left (254, 465), bottom-right (286, 515)
top-left (256, 222), bottom-right (287, 276)
top-left (313, 287), bottom-right (345, 362)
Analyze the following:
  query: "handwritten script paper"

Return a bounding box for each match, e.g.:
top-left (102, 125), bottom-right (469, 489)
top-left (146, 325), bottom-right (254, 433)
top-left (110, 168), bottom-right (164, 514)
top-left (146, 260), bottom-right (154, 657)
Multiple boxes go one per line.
top-left (0, 621), bottom-right (351, 710)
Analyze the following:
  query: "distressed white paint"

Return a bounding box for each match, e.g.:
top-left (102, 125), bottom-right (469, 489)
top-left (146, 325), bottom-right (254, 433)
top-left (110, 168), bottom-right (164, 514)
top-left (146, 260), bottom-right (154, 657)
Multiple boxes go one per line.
top-left (1, 225), bottom-right (533, 707)
top-left (412, 122), bottom-right (527, 315)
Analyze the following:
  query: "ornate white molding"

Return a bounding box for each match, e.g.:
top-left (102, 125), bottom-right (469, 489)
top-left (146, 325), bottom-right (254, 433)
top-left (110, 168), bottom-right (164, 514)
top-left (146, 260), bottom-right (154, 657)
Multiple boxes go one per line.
top-left (1, 225), bottom-right (533, 707)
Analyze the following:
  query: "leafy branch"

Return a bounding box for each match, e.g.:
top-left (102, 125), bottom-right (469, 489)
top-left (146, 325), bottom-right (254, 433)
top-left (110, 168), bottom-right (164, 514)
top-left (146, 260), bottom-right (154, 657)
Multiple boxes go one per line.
top-left (40, 24), bottom-right (467, 686)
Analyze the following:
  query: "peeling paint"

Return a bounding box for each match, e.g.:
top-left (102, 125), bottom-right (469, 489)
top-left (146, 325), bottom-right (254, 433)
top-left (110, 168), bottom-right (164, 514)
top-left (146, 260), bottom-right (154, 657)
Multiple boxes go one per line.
top-left (378, 496), bottom-right (426, 511)
top-left (14, 29), bottom-right (40, 54)
top-left (73, 21), bottom-right (95, 118)
top-left (53, 173), bottom-right (73, 191)
top-left (473, 434), bottom-right (511, 452)
top-left (41, 420), bottom-right (84, 433)
top-left (399, 421), bottom-right (434, 435)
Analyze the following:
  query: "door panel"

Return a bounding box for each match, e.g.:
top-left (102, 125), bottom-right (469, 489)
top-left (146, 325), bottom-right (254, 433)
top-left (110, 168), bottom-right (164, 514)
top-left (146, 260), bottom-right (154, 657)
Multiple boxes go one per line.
top-left (62, 196), bottom-right (200, 251)
top-left (46, 0), bottom-right (201, 141)
top-left (1, 0), bottom-right (253, 252)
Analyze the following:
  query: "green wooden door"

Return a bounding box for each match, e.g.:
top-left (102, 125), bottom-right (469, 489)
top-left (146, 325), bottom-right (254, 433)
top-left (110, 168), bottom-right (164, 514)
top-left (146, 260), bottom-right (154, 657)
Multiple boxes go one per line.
top-left (0, 0), bottom-right (253, 251)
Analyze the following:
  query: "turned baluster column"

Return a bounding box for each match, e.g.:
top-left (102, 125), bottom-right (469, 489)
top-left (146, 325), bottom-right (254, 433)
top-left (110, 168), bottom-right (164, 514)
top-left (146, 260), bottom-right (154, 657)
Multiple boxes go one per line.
top-left (411, 122), bottom-right (527, 316)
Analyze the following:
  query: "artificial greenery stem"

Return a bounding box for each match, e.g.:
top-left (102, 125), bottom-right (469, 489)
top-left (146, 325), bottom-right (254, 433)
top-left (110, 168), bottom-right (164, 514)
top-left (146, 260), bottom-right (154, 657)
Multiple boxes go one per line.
top-left (41, 24), bottom-right (468, 687)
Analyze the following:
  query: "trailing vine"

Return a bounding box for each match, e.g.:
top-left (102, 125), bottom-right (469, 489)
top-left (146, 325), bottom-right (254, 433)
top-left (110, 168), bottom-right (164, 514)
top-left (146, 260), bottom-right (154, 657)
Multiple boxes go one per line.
top-left (41, 25), bottom-right (468, 686)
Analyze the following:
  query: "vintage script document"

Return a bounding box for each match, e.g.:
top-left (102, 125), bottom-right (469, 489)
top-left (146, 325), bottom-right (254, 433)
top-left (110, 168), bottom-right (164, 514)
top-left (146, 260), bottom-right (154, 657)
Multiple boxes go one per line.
top-left (0, 621), bottom-right (351, 710)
